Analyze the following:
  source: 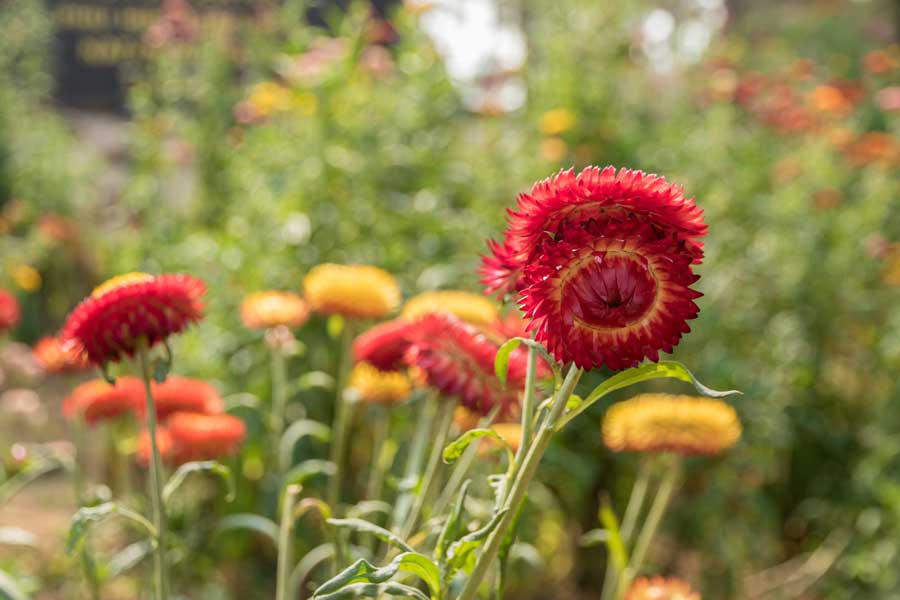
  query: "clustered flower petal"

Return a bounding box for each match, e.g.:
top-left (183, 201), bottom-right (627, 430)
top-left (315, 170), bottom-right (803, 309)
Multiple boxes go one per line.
top-left (402, 290), bottom-right (499, 326)
top-left (352, 318), bottom-right (416, 371)
top-left (33, 336), bottom-right (90, 373)
top-left (63, 378), bottom-right (144, 425)
top-left (303, 264), bottom-right (400, 319)
top-left (626, 576), bottom-right (701, 600)
top-left (603, 394), bottom-right (741, 456)
top-left (403, 313), bottom-right (526, 417)
top-left (61, 272), bottom-right (206, 365)
top-left (0, 289), bottom-right (20, 333)
top-left (481, 166), bottom-right (707, 370)
top-left (137, 412), bottom-right (246, 466)
top-left (240, 291), bottom-right (310, 329)
top-left (348, 361), bottom-right (412, 405)
top-left (143, 376), bottom-right (225, 420)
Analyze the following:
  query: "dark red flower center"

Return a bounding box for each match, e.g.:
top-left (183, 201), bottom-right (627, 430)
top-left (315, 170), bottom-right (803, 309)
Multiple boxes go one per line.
top-left (564, 251), bottom-right (658, 329)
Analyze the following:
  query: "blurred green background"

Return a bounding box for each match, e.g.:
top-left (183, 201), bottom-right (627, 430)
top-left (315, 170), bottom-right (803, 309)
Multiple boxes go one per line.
top-left (1, 0), bottom-right (898, 598)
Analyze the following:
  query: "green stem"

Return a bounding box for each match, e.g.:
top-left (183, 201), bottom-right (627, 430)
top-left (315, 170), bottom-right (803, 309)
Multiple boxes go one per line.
top-left (137, 344), bottom-right (169, 600)
top-left (365, 405), bottom-right (390, 501)
top-left (276, 484), bottom-right (302, 600)
top-left (457, 365), bottom-right (583, 600)
top-left (509, 346), bottom-right (538, 488)
top-left (270, 344), bottom-right (289, 472)
top-left (399, 398), bottom-right (456, 541)
top-left (72, 418), bottom-right (101, 600)
top-left (391, 392), bottom-right (437, 529)
top-left (616, 458), bottom-right (681, 600)
top-left (326, 321), bottom-right (354, 509)
top-left (601, 459), bottom-right (651, 600)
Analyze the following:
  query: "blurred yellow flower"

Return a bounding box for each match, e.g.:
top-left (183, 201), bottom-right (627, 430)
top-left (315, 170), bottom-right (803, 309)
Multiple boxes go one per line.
top-left (539, 108), bottom-right (576, 135)
top-left (807, 85), bottom-right (853, 116)
top-left (540, 137), bottom-right (568, 162)
top-left (453, 405), bottom-right (481, 432)
top-left (348, 361), bottom-right (411, 405)
top-left (12, 265), bottom-right (41, 292)
top-left (304, 263), bottom-right (400, 319)
top-left (603, 394), bottom-right (741, 456)
top-left (247, 81), bottom-right (294, 117)
top-left (402, 290), bottom-right (498, 326)
top-left (240, 291), bottom-right (310, 329)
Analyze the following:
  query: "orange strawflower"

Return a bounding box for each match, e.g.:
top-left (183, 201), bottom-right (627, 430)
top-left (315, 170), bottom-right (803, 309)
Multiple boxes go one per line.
top-left (240, 291), bottom-right (310, 329)
top-left (166, 412), bottom-right (246, 461)
top-left (63, 378), bottom-right (143, 425)
top-left (304, 264), bottom-right (400, 319)
top-left (844, 132), bottom-right (898, 167)
top-left (33, 336), bottom-right (90, 373)
top-left (626, 576), bottom-right (701, 600)
top-left (143, 377), bottom-right (224, 420)
top-left (402, 290), bottom-right (498, 326)
top-left (603, 394), bottom-right (741, 456)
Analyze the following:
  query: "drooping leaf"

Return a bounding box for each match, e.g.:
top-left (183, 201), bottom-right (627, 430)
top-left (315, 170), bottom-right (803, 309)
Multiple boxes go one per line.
top-left (579, 529), bottom-right (610, 547)
top-left (290, 543), bottom-right (335, 597)
top-left (314, 581), bottom-right (430, 600)
top-left (599, 497), bottom-right (628, 574)
top-left (442, 429), bottom-right (512, 465)
top-left (326, 518), bottom-right (415, 554)
top-left (0, 527), bottom-right (36, 548)
top-left (494, 338), bottom-right (523, 386)
top-left (295, 370), bottom-right (335, 392)
top-left (215, 513), bottom-right (279, 546)
top-left (445, 509), bottom-right (509, 573)
top-left (434, 480), bottom-right (471, 564)
top-left (557, 361), bottom-right (741, 430)
top-left (293, 497), bottom-right (333, 525)
top-left (346, 500), bottom-right (392, 520)
top-left (0, 568), bottom-right (28, 600)
top-left (283, 459), bottom-right (337, 488)
top-left (67, 503), bottom-right (156, 554)
top-left (313, 553), bottom-right (440, 598)
top-left (280, 420), bottom-right (331, 469)
top-left (162, 461), bottom-right (234, 503)
top-left (107, 540), bottom-right (153, 577)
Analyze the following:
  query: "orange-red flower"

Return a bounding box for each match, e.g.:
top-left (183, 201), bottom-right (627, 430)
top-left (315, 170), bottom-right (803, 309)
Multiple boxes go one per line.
top-left (33, 336), bottom-right (90, 373)
top-left (0, 289), bottom-right (20, 333)
top-left (63, 377), bottom-right (143, 425)
top-left (626, 576), bottom-right (700, 600)
top-left (142, 377), bottom-right (224, 420)
top-left (61, 272), bottom-right (206, 365)
top-left (483, 167), bottom-right (706, 370)
top-left (166, 412), bottom-right (246, 461)
top-left (352, 318), bottom-right (416, 371)
top-left (240, 291), bottom-right (310, 329)
top-left (404, 313), bottom-right (524, 417)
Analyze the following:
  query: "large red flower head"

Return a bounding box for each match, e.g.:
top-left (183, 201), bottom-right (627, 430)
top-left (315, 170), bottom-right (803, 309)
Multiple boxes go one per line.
top-left (166, 412), bottom-right (246, 461)
top-left (142, 377), bottom-right (224, 421)
top-left (352, 318), bottom-right (416, 372)
top-left (33, 336), bottom-right (90, 373)
top-left (63, 377), bottom-right (143, 425)
top-left (0, 289), bottom-right (20, 334)
top-left (482, 166), bottom-right (707, 371)
top-left (403, 313), bottom-right (529, 417)
top-left (61, 272), bottom-right (206, 366)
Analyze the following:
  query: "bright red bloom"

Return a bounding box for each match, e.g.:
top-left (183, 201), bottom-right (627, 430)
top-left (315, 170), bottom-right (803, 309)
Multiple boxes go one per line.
top-left (63, 377), bottom-right (143, 425)
top-left (483, 166), bottom-right (707, 371)
top-left (33, 336), bottom-right (90, 373)
top-left (141, 377), bottom-right (224, 421)
top-left (0, 289), bottom-right (20, 333)
top-left (352, 318), bottom-right (415, 371)
top-left (404, 313), bottom-right (526, 417)
top-left (166, 412), bottom-right (246, 461)
top-left (61, 273), bottom-right (206, 365)
top-left (480, 166), bottom-right (706, 297)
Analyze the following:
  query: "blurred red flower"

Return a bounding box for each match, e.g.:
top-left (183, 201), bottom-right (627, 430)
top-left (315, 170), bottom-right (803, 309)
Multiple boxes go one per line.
top-left (33, 336), bottom-right (90, 373)
top-left (352, 318), bottom-right (416, 372)
top-left (141, 377), bottom-right (224, 421)
top-left (63, 377), bottom-right (143, 425)
top-left (0, 289), bottom-right (20, 334)
top-left (61, 273), bottom-right (206, 365)
top-left (166, 412), bottom-right (246, 461)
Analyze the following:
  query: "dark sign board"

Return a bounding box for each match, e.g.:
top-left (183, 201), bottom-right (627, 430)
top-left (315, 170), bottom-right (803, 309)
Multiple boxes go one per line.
top-left (47, 0), bottom-right (256, 112)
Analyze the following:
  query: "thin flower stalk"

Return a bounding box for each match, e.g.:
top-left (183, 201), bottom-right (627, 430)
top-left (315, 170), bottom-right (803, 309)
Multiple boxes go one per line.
top-left (327, 321), bottom-right (355, 508)
top-left (276, 484), bottom-right (302, 600)
top-left (457, 363), bottom-right (583, 600)
top-left (601, 459), bottom-right (652, 600)
top-left (137, 343), bottom-right (170, 600)
top-left (391, 392), bottom-right (437, 529)
top-left (509, 344), bottom-right (538, 493)
top-left (365, 405), bottom-right (390, 501)
top-left (270, 345), bottom-right (289, 472)
top-left (72, 416), bottom-right (101, 600)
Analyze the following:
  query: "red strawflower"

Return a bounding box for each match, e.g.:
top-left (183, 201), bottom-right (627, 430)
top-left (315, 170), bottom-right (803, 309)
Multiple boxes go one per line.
top-left (352, 318), bottom-right (415, 371)
top-left (61, 272), bottom-right (206, 365)
top-left (166, 412), bottom-right (246, 461)
top-left (483, 166), bottom-right (707, 371)
top-left (141, 377), bottom-right (224, 421)
top-left (63, 377), bottom-right (143, 425)
top-left (403, 313), bottom-right (526, 417)
top-left (0, 289), bottom-right (20, 333)
top-left (480, 166), bottom-right (706, 297)
top-left (33, 336), bottom-right (90, 373)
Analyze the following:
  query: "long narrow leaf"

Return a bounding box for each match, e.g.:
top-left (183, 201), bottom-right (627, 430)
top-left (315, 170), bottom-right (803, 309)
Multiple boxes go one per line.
top-left (162, 461), bottom-right (234, 503)
top-left (313, 553), bottom-right (440, 598)
top-left (0, 568), bottom-right (28, 600)
top-left (326, 518), bottom-right (414, 554)
top-left (215, 514), bottom-right (279, 546)
top-left (279, 420), bottom-right (331, 469)
top-left (443, 429), bottom-right (513, 465)
top-left (315, 581), bottom-right (430, 600)
top-left (435, 479), bottom-right (471, 564)
top-left (67, 503), bottom-right (156, 554)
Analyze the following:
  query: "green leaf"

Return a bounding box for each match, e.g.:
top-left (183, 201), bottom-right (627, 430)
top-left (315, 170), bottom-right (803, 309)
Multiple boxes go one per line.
top-left (313, 553), bottom-right (440, 598)
top-left (327, 315), bottom-right (345, 339)
top-left (67, 503), bottom-right (156, 555)
top-left (435, 479), bottom-right (470, 564)
top-left (442, 429), bottom-right (512, 465)
top-left (295, 371), bottom-right (335, 392)
top-left (346, 500), bottom-right (392, 520)
top-left (162, 461), bottom-right (234, 503)
top-left (445, 509), bottom-right (509, 573)
top-left (579, 529), bottom-right (610, 547)
top-left (107, 540), bottom-right (153, 577)
top-left (494, 338), bottom-right (522, 385)
top-left (0, 528), bottom-right (36, 548)
top-left (599, 497), bottom-right (627, 574)
top-left (283, 459), bottom-right (337, 488)
top-left (556, 361), bottom-right (741, 430)
top-left (315, 581), bottom-right (430, 600)
top-left (326, 518), bottom-right (415, 554)
top-left (290, 543), bottom-right (335, 597)
top-left (0, 568), bottom-right (28, 600)
top-left (215, 513), bottom-right (279, 546)
top-left (280, 420), bottom-right (331, 469)
top-left (294, 497), bottom-right (333, 524)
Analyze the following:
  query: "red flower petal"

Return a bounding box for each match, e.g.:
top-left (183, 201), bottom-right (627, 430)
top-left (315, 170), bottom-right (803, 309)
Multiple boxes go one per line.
top-left (63, 377), bottom-right (144, 425)
top-left (352, 318), bottom-right (415, 371)
top-left (0, 289), bottom-right (20, 333)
